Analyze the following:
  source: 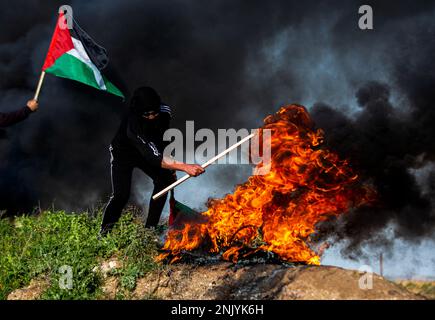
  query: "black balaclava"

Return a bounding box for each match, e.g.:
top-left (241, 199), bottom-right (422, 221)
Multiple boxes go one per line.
top-left (130, 86), bottom-right (161, 116)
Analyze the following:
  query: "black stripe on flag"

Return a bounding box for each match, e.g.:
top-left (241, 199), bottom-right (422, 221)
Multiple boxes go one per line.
top-left (70, 18), bottom-right (109, 71)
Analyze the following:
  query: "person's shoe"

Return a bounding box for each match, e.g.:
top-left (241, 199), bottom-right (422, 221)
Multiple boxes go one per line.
top-left (144, 225), bottom-right (167, 248)
top-left (152, 233), bottom-right (167, 249)
top-left (98, 224), bottom-right (113, 240)
top-left (154, 224), bottom-right (167, 236)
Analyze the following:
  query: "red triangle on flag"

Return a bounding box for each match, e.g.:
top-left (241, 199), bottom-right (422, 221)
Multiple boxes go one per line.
top-left (42, 13), bottom-right (74, 71)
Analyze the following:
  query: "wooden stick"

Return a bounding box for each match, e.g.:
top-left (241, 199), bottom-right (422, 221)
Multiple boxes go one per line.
top-left (152, 132), bottom-right (255, 200)
top-left (34, 71), bottom-right (46, 101)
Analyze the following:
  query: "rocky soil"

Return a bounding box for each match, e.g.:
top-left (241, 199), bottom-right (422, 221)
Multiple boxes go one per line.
top-left (132, 263), bottom-right (423, 300)
top-left (8, 261), bottom-right (426, 300)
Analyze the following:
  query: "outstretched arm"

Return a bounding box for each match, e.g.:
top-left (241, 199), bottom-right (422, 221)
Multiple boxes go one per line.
top-left (126, 113), bottom-right (205, 176)
top-left (158, 105), bottom-right (204, 176)
top-left (161, 156), bottom-right (204, 176)
top-left (0, 100), bottom-right (38, 128)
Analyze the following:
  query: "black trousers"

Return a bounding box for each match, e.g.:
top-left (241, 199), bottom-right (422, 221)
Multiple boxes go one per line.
top-left (101, 146), bottom-right (175, 233)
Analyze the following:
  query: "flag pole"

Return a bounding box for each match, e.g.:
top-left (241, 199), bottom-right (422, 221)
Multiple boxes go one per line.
top-left (152, 133), bottom-right (255, 200)
top-left (34, 71), bottom-right (46, 101)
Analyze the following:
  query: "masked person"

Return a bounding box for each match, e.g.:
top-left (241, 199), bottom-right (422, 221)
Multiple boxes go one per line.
top-left (0, 99), bottom-right (38, 128)
top-left (100, 86), bottom-right (204, 235)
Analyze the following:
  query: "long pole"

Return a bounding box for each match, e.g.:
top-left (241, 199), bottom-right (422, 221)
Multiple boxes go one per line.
top-left (34, 71), bottom-right (46, 101)
top-left (152, 133), bottom-right (255, 200)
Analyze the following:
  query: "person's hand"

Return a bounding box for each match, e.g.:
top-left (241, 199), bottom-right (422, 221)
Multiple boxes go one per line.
top-left (183, 164), bottom-right (205, 177)
top-left (27, 99), bottom-right (39, 112)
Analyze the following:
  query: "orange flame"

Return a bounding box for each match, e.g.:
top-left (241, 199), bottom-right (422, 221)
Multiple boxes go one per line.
top-left (158, 105), bottom-right (375, 265)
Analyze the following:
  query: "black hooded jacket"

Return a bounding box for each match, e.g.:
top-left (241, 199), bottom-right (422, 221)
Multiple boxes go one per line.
top-left (0, 107), bottom-right (32, 128)
top-left (110, 104), bottom-right (172, 168)
top-left (0, 106), bottom-right (32, 140)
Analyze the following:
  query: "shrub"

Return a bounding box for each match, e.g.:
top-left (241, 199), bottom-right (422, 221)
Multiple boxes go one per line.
top-left (0, 209), bottom-right (160, 300)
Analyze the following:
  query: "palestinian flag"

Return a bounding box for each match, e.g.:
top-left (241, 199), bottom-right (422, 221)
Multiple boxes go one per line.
top-left (42, 13), bottom-right (124, 98)
top-left (169, 190), bottom-right (205, 228)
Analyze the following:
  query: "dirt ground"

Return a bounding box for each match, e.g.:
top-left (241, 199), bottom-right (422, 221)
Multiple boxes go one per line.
top-left (132, 263), bottom-right (424, 300)
top-left (395, 279), bottom-right (435, 300)
top-left (7, 262), bottom-right (427, 300)
top-left (6, 276), bottom-right (50, 300)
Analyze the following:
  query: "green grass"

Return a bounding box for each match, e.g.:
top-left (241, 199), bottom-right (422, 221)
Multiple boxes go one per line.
top-left (0, 209), bottom-right (162, 300)
top-left (397, 281), bottom-right (435, 300)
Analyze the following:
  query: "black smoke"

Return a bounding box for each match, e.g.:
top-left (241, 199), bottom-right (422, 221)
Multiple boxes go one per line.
top-left (312, 81), bottom-right (435, 257)
top-left (308, 2), bottom-right (435, 255)
top-left (1, 0), bottom-right (434, 255)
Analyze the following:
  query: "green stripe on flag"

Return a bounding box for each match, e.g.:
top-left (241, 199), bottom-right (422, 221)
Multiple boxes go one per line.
top-left (45, 53), bottom-right (124, 98)
top-left (102, 75), bottom-right (125, 99)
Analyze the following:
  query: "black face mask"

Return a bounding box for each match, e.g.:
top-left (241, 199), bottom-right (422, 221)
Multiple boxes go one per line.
top-left (140, 114), bottom-right (160, 135)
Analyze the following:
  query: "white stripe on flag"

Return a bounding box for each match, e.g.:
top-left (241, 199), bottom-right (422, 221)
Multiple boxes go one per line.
top-left (67, 37), bottom-right (107, 90)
